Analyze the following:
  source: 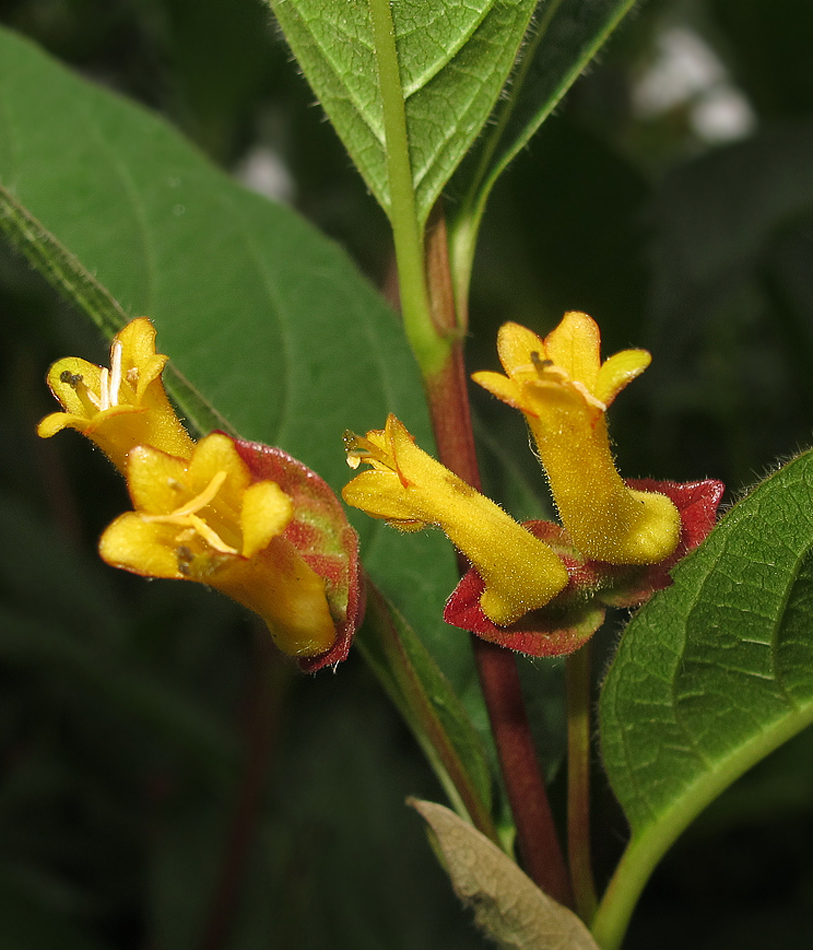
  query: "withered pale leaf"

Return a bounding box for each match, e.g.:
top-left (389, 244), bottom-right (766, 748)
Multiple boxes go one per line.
top-left (410, 799), bottom-right (599, 950)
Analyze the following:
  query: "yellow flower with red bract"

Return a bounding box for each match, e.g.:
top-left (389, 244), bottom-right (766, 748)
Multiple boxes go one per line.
top-left (38, 318), bottom-right (362, 668)
top-left (100, 432), bottom-right (338, 658)
top-left (473, 313), bottom-right (681, 565)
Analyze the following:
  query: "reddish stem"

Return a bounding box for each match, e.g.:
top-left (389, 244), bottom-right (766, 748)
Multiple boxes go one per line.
top-left (474, 637), bottom-right (573, 906)
top-left (422, 206), bottom-right (572, 906)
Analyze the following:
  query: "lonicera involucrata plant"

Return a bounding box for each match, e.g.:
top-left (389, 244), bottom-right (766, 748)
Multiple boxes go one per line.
top-left (3, 1), bottom-right (813, 947)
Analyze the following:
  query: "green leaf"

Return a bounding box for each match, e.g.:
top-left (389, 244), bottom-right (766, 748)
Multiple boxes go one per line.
top-left (410, 798), bottom-right (600, 950)
top-left (267, 0), bottom-right (537, 225)
top-left (449, 0), bottom-right (639, 305)
top-left (358, 588), bottom-right (496, 841)
top-left (0, 27), bottom-right (469, 691)
top-left (595, 450), bottom-right (813, 949)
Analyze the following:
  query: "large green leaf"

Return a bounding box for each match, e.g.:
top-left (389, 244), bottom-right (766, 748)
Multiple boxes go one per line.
top-left (595, 450), bottom-right (813, 947)
top-left (0, 26), bottom-right (469, 689)
top-left (358, 589), bottom-right (496, 839)
top-left (267, 0), bottom-right (536, 225)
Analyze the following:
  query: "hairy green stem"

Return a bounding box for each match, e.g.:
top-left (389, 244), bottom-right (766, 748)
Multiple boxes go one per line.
top-left (566, 644), bottom-right (598, 923)
top-left (367, 0), bottom-right (449, 376)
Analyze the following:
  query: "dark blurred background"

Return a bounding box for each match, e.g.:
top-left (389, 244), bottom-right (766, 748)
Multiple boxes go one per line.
top-left (2, 0), bottom-right (813, 946)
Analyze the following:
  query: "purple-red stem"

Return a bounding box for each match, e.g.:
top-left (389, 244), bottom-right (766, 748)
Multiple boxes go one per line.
top-left (474, 637), bottom-right (573, 907)
top-left (422, 209), bottom-right (572, 906)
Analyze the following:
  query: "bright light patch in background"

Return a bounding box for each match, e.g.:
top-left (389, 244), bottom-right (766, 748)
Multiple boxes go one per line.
top-left (633, 26), bottom-right (756, 143)
top-left (234, 145), bottom-right (295, 203)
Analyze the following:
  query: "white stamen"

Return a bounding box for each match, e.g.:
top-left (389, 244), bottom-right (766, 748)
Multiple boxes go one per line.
top-left (109, 341), bottom-right (123, 407)
top-left (572, 380), bottom-right (607, 411)
top-left (98, 368), bottom-right (110, 411)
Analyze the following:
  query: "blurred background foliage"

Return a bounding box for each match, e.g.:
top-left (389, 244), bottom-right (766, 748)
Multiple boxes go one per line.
top-left (2, 0), bottom-right (813, 946)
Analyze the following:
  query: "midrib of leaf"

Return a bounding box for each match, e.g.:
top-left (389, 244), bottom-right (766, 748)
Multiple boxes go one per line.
top-left (367, 0), bottom-right (445, 377)
top-left (269, 0), bottom-right (535, 228)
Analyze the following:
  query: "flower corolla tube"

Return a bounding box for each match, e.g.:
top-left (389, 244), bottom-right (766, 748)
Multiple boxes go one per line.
top-left (472, 313), bottom-right (681, 565)
top-left (342, 414), bottom-right (568, 626)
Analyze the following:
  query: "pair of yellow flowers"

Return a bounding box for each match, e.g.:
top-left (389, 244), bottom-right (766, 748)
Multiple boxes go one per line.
top-left (38, 313), bottom-right (681, 660)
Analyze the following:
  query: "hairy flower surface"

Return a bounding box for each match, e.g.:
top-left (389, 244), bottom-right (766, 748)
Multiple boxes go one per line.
top-left (38, 319), bottom-right (362, 668)
top-left (473, 313), bottom-right (680, 565)
top-left (37, 317), bottom-right (194, 471)
top-left (100, 433), bottom-right (338, 658)
top-left (343, 414), bottom-right (568, 626)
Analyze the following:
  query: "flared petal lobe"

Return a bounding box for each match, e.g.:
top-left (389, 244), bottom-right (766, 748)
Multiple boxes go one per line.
top-left (37, 317), bottom-right (194, 471)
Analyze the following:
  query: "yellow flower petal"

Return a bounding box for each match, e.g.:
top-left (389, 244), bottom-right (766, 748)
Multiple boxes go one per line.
top-left (469, 371), bottom-right (526, 412)
top-left (126, 445), bottom-right (189, 514)
top-left (187, 432), bottom-right (252, 498)
top-left (241, 481), bottom-right (294, 558)
top-left (496, 322), bottom-right (546, 376)
top-left (100, 513), bottom-right (186, 578)
top-left (344, 415), bottom-right (568, 624)
top-left (37, 317), bottom-right (194, 472)
top-left (543, 311), bottom-right (601, 390)
top-left (593, 348), bottom-right (651, 407)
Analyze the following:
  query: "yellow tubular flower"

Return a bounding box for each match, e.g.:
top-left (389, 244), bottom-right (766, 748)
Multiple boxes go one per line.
top-left (37, 317), bottom-right (194, 472)
top-left (472, 313), bottom-right (680, 565)
top-left (99, 432), bottom-right (337, 658)
top-left (342, 415), bottom-right (568, 626)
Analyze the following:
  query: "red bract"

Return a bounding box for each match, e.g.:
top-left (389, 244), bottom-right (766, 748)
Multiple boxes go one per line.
top-left (444, 478), bottom-right (725, 657)
top-left (234, 437), bottom-right (364, 672)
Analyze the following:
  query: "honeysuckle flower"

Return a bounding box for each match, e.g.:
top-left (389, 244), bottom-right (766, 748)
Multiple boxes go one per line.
top-left (37, 317), bottom-right (194, 472)
top-left (472, 313), bottom-right (681, 565)
top-left (445, 477), bottom-right (725, 656)
top-left (38, 319), bottom-right (362, 670)
top-left (99, 432), bottom-right (342, 659)
top-left (342, 414), bottom-right (568, 626)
